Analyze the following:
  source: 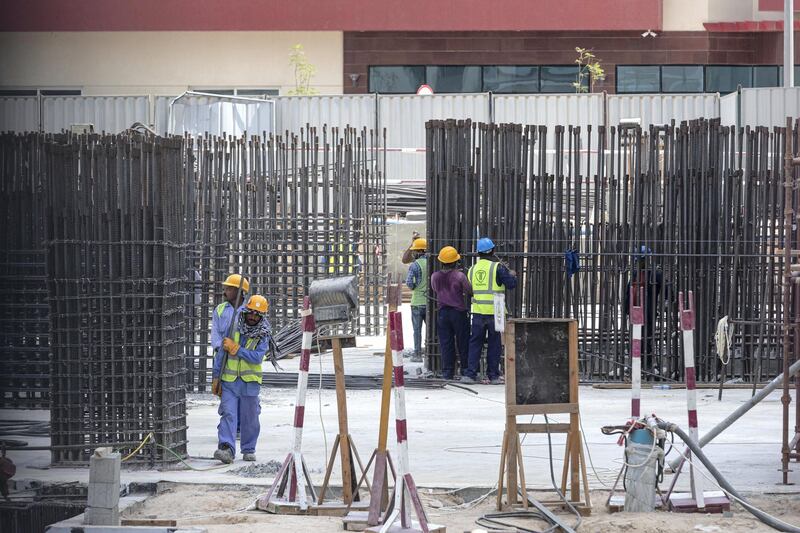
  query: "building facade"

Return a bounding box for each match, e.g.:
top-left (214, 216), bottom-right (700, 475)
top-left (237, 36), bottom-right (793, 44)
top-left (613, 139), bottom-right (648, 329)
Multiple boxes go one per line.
top-left (1, 0), bottom-right (799, 96)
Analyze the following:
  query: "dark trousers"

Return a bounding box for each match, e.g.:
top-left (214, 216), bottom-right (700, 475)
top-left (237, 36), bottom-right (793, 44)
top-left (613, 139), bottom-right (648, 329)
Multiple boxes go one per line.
top-left (411, 305), bottom-right (426, 356)
top-left (437, 306), bottom-right (470, 379)
top-left (467, 313), bottom-right (502, 380)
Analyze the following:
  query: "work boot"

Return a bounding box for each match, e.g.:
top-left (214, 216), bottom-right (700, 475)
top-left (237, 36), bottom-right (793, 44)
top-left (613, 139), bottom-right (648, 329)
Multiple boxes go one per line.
top-left (460, 376), bottom-right (477, 384)
top-left (242, 453), bottom-right (256, 462)
top-left (213, 446), bottom-right (234, 465)
top-left (489, 376), bottom-right (505, 385)
top-left (410, 353), bottom-right (423, 363)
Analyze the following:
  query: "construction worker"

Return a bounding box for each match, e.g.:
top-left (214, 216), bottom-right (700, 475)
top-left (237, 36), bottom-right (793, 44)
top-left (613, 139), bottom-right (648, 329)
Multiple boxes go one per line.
top-left (405, 238), bottom-right (428, 362)
top-left (465, 238), bottom-right (517, 384)
top-left (210, 274), bottom-right (250, 381)
top-left (212, 294), bottom-right (271, 464)
top-left (430, 246), bottom-right (471, 380)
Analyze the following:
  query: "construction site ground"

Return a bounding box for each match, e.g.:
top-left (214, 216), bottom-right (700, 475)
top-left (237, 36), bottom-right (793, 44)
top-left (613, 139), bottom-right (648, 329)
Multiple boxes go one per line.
top-left (5, 305), bottom-right (800, 531)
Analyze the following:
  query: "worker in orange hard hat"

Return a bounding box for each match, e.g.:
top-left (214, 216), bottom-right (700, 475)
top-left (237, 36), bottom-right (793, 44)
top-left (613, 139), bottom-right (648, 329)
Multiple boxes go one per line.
top-left (430, 246), bottom-right (472, 381)
top-left (213, 294), bottom-right (271, 464)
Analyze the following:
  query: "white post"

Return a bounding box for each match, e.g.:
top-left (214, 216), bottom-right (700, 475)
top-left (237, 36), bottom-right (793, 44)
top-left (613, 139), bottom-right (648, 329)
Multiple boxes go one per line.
top-left (630, 286), bottom-right (644, 419)
top-left (786, 0), bottom-right (794, 88)
top-left (679, 291), bottom-right (704, 509)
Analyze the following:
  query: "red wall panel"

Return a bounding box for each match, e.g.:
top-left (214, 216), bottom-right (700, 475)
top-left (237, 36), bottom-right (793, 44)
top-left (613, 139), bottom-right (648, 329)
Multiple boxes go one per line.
top-left (0, 0), bottom-right (662, 32)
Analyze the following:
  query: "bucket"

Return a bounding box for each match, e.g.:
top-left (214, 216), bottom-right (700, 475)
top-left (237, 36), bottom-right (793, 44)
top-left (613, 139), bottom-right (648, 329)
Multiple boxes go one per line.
top-left (623, 441), bottom-right (663, 512)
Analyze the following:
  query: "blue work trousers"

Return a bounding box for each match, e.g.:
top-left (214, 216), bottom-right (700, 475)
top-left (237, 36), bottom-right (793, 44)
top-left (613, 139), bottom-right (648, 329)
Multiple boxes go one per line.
top-left (467, 313), bottom-right (502, 380)
top-left (218, 379), bottom-right (261, 455)
top-left (437, 307), bottom-right (469, 379)
top-left (411, 305), bottom-right (427, 356)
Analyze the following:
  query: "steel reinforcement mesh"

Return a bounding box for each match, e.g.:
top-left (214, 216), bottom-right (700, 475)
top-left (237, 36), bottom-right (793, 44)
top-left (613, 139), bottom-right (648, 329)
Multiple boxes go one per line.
top-left (0, 134), bottom-right (49, 408)
top-left (426, 119), bottom-right (788, 383)
top-left (44, 133), bottom-right (188, 465)
top-left (184, 127), bottom-right (387, 392)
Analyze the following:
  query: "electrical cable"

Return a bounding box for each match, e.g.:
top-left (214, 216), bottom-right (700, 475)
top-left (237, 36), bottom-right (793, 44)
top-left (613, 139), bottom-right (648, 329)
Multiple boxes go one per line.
top-left (543, 415), bottom-right (582, 531)
top-left (657, 419), bottom-right (800, 533)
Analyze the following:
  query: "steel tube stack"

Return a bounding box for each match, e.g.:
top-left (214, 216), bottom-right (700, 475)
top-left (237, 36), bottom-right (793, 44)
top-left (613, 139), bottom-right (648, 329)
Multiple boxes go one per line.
top-left (426, 118), bottom-right (787, 383)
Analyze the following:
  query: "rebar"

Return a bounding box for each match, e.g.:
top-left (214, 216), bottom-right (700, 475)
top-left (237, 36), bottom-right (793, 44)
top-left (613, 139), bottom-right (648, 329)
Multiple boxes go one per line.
top-left (426, 118), bottom-right (786, 382)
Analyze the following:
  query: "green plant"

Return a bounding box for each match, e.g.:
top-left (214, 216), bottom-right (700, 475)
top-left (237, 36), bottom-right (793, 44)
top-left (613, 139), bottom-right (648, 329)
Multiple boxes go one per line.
top-left (573, 47), bottom-right (606, 93)
top-left (287, 44), bottom-right (318, 96)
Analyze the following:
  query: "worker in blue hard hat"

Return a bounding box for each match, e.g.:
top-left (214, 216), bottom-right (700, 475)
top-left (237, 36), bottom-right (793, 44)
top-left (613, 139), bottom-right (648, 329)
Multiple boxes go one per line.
top-left (464, 237), bottom-right (517, 384)
top-left (623, 245), bottom-right (666, 380)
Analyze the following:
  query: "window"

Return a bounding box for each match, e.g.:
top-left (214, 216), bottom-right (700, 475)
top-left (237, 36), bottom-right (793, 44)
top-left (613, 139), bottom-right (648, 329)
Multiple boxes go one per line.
top-left (426, 66), bottom-right (481, 93)
top-left (753, 66), bottom-right (779, 88)
top-left (616, 66), bottom-right (660, 93)
top-left (0, 89), bottom-right (81, 96)
top-left (235, 88), bottom-right (279, 97)
top-left (483, 66), bottom-right (539, 93)
top-left (661, 66), bottom-right (704, 92)
top-left (705, 66), bottom-right (753, 93)
top-left (368, 66), bottom-right (425, 93)
top-left (541, 66), bottom-right (582, 93)
top-left (192, 89), bottom-right (236, 96)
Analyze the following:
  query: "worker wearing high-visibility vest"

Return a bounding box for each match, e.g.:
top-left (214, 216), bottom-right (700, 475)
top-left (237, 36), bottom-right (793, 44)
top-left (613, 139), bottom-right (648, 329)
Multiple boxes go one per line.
top-left (405, 238), bottom-right (428, 362)
top-left (465, 238), bottom-right (517, 385)
top-left (211, 276), bottom-right (271, 464)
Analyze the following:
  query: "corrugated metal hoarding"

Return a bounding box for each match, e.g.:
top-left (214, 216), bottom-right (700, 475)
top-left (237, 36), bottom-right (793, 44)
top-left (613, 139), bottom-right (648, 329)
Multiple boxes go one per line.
top-left (273, 95), bottom-right (376, 136)
top-left (0, 97), bottom-right (39, 132)
top-left (167, 93), bottom-right (274, 137)
top-left (379, 93), bottom-right (490, 181)
top-left (41, 96), bottom-right (149, 133)
top-left (607, 94), bottom-right (719, 130)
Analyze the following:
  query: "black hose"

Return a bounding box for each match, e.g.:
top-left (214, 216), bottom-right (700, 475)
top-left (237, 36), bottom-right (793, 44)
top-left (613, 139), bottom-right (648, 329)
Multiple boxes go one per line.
top-left (657, 419), bottom-right (800, 533)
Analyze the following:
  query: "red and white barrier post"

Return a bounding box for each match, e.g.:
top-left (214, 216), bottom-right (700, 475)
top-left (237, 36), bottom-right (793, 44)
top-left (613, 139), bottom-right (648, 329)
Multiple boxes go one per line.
top-left (679, 291), bottom-right (705, 509)
top-left (629, 286), bottom-right (644, 419)
top-left (258, 296), bottom-right (317, 511)
top-left (369, 311), bottom-right (431, 533)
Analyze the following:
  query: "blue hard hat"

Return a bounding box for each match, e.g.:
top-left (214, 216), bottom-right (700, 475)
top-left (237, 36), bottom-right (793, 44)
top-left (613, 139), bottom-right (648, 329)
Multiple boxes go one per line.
top-left (477, 237), bottom-right (495, 253)
top-left (634, 245), bottom-right (652, 260)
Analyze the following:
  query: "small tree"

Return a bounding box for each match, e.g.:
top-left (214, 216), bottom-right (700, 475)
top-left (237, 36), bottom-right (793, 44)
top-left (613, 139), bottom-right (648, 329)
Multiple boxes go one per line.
top-left (287, 44), bottom-right (318, 96)
top-left (573, 47), bottom-right (606, 93)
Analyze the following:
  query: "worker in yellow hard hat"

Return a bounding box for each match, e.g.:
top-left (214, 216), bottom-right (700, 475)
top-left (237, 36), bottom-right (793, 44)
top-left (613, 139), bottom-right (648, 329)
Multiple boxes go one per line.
top-left (405, 237), bottom-right (428, 363)
top-left (430, 246), bottom-right (472, 380)
top-left (213, 294), bottom-right (271, 464)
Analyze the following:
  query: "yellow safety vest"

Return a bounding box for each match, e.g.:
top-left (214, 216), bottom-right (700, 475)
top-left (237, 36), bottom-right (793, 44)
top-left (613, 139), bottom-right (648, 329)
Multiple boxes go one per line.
top-left (328, 243), bottom-right (356, 274)
top-left (217, 303), bottom-right (264, 384)
top-left (468, 258), bottom-right (504, 315)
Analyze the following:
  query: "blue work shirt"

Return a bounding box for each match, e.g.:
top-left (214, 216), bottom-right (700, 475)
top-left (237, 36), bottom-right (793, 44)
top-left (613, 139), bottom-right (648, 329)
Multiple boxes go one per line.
top-left (495, 263), bottom-right (518, 290)
top-left (210, 302), bottom-right (271, 387)
top-left (406, 259), bottom-right (423, 289)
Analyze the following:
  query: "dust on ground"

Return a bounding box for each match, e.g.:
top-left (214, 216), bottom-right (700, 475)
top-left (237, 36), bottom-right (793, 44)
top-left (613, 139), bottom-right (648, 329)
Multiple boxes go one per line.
top-left (122, 483), bottom-right (800, 532)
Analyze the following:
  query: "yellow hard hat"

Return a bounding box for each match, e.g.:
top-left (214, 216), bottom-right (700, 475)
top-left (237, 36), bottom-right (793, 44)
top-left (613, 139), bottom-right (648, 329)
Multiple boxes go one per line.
top-left (222, 274), bottom-right (250, 293)
top-left (246, 295), bottom-right (269, 313)
top-left (410, 238), bottom-right (427, 251)
top-left (438, 246), bottom-right (461, 264)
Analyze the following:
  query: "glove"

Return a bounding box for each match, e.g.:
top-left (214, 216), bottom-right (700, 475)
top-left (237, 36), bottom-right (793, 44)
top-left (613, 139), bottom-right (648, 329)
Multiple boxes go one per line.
top-left (211, 378), bottom-right (222, 397)
top-left (223, 337), bottom-right (240, 356)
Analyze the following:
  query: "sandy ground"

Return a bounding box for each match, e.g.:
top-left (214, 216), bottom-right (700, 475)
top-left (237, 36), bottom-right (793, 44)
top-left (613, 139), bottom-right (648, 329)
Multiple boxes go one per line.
top-left (123, 482), bottom-right (800, 532)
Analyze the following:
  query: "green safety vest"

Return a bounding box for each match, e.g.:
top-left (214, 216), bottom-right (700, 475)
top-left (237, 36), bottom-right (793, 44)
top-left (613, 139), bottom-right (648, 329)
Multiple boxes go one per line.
top-left (468, 258), bottom-right (504, 315)
top-left (216, 303), bottom-right (264, 384)
top-left (410, 257), bottom-right (428, 307)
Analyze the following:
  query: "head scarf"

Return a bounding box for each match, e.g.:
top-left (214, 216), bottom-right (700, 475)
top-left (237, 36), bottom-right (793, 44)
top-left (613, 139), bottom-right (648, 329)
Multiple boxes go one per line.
top-left (237, 308), bottom-right (271, 343)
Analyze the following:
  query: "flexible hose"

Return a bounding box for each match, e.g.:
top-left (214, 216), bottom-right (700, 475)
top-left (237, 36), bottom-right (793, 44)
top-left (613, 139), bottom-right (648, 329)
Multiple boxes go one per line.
top-left (657, 419), bottom-right (800, 533)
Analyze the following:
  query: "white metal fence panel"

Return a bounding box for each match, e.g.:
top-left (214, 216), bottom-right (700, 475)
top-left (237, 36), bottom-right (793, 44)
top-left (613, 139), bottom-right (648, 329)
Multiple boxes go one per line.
top-left (168, 93), bottom-right (274, 137)
top-left (492, 93), bottom-right (604, 132)
top-left (41, 96), bottom-right (149, 133)
top-left (607, 94), bottom-right (719, 130)
top-left (274, 95), bottom-right (377, 136)
top-left (378, 93), bottom-right (490, 182)
top-left (720, 92), bottom-right (738, 127)
top-left (0, 97), bottom-right (39, 132)
top-left (737, 87), bottom-right (800, 128)
top-left (153, 96), bottom-right (173, 135)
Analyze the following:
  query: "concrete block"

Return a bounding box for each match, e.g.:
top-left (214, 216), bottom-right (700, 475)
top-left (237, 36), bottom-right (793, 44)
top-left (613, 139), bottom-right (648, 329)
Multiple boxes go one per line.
top-left (89, 452), bottom-right (121, 485)
top-left (84, 506), bottom-right (120, 526)
top-left (87, 482), bottom-right (120, 509)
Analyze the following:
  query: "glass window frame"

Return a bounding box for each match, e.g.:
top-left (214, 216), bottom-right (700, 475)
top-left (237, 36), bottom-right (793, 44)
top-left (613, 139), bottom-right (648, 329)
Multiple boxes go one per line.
top-left (660, 65), bottom-right (705, 94)
top-left (615, 65), bottom-right (662, 94)
top-left (368, 65), bottom-right (427, 94)
top-left (540, 65), bottom-right (586, 93)
top-left (481, 65), bottom-right (541, 94)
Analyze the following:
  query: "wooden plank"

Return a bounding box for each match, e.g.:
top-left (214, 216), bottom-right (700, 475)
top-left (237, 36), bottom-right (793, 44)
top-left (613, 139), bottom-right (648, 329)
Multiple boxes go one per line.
top-left (121, 519), bottom-right (177, 527)
top-left (332, 337), bottom-right (354, 505)
top-left (497, 428), bottom-right (508, 511)
top-left (507, 403), bottom-right (578, 416)
top-left (504, 321), bottom-right (517, 414)
top-left (507, 420), bottom-right (518, 506)
top-left (516, 423), bottom-right (570, 433)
